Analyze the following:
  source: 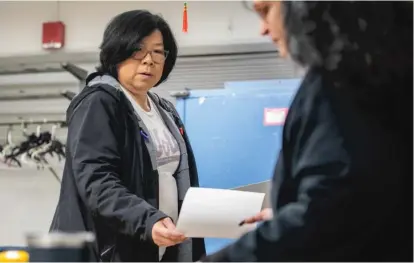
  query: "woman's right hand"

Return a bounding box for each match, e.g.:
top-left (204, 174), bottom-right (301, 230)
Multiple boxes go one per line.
top-left (241, 208), bottom-right (273, 225)
top-left (152, 217), bottom-right (187, 247)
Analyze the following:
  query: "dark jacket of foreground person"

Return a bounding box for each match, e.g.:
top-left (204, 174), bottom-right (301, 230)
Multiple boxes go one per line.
top-left (203, 1), bottom-right (413, 261)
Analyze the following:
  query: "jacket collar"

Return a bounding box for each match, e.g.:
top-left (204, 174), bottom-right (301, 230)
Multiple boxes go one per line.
top-left (84, 72), bottom-right (177, 119)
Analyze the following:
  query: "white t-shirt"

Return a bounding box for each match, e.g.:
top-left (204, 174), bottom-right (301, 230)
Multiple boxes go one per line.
top-left (121, 88), bottom-right (180, 260)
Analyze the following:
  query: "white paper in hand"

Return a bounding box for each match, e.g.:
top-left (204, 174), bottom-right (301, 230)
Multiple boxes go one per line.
top-left (176, 187), bottom-right (265, 239)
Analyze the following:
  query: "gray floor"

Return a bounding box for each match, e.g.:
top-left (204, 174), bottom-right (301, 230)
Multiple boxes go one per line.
top-left (0, 164), bottom-right (62, 247)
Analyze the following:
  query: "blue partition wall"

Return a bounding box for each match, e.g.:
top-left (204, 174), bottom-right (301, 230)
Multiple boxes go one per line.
top-left (175, 79), bottom-right (301, 254)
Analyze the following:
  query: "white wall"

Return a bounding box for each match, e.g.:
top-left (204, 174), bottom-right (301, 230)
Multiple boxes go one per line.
top-left (0, 165), bottom-right (63, 246)
top-left (0, 1), bottom-right (268, 57)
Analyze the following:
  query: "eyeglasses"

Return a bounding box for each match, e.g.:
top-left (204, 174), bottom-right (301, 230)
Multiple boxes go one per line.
top-left (131, 45), bottom-right (169, 64)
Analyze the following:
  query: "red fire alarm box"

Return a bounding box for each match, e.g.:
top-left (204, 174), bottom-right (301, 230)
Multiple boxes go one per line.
top-left (42, 21), bottom-right (65, 50)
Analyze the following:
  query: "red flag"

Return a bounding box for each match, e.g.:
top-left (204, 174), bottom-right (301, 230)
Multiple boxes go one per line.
top-left (183, 2), bottom-right (188, 33)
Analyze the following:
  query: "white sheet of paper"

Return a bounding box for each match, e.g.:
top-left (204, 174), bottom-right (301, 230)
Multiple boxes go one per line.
top-left (176, 187), bottom-right (265, 239)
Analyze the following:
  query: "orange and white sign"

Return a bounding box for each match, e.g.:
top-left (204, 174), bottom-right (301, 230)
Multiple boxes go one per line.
top-left (263, 108), bottom-right (288, 126)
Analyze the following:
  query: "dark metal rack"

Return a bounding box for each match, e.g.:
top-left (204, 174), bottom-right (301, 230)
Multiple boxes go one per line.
top-left (61, 62), bottom-right (88, 92)
top-left (0, 63), bottom-right (88, 184)
top-left (0, 120), bottom-right (67, 127)
top-left (61, 62), bottom-right (88, 81)
top-left (0, 62), bottom-right (86, 102)
top-left (0, 93), bottom-right (71, 102)
top-left (0, 62), bottom-right (88, 127)
top-left (0, 63), bottom-right (88, 124)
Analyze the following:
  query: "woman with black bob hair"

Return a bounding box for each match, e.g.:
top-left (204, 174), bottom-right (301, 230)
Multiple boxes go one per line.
top-left (50, 10), bottom-right (205, 262)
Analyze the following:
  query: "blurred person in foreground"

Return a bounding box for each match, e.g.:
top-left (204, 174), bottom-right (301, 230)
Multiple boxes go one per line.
top-left (50, 10), bottom-right (205, 262)
top-left (203, 1), bottom-right (413, 261)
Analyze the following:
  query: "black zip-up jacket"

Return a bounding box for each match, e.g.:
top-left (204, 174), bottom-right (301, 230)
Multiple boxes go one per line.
top-left (50, 73), bottom-right (205, 262)
top-left (203, 68), bottom-right (412, 261)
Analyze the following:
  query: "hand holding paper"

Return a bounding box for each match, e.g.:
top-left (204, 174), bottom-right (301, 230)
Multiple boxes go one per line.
top-left (152, 217), bottom-right (186, 247)
top-left (176, 187), bottom-right (265, 239)
top-left (239, 208), bottom-right (273, 226)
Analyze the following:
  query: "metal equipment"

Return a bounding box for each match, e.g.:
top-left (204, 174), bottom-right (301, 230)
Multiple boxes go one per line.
top-left (26, 232), bottom-right (95, 262)
top-left (60, 62), bottom-right (88, 92)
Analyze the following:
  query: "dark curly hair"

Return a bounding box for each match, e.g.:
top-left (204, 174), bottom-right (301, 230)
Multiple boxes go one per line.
top-left (97, 10), bottom-right (178, 87)
top-left (282, 1), bottom-right (412, 125)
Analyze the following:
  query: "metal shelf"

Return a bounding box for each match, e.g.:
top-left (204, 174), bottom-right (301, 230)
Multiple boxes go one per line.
top-left (0, 119), bottom-right (67, 127)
